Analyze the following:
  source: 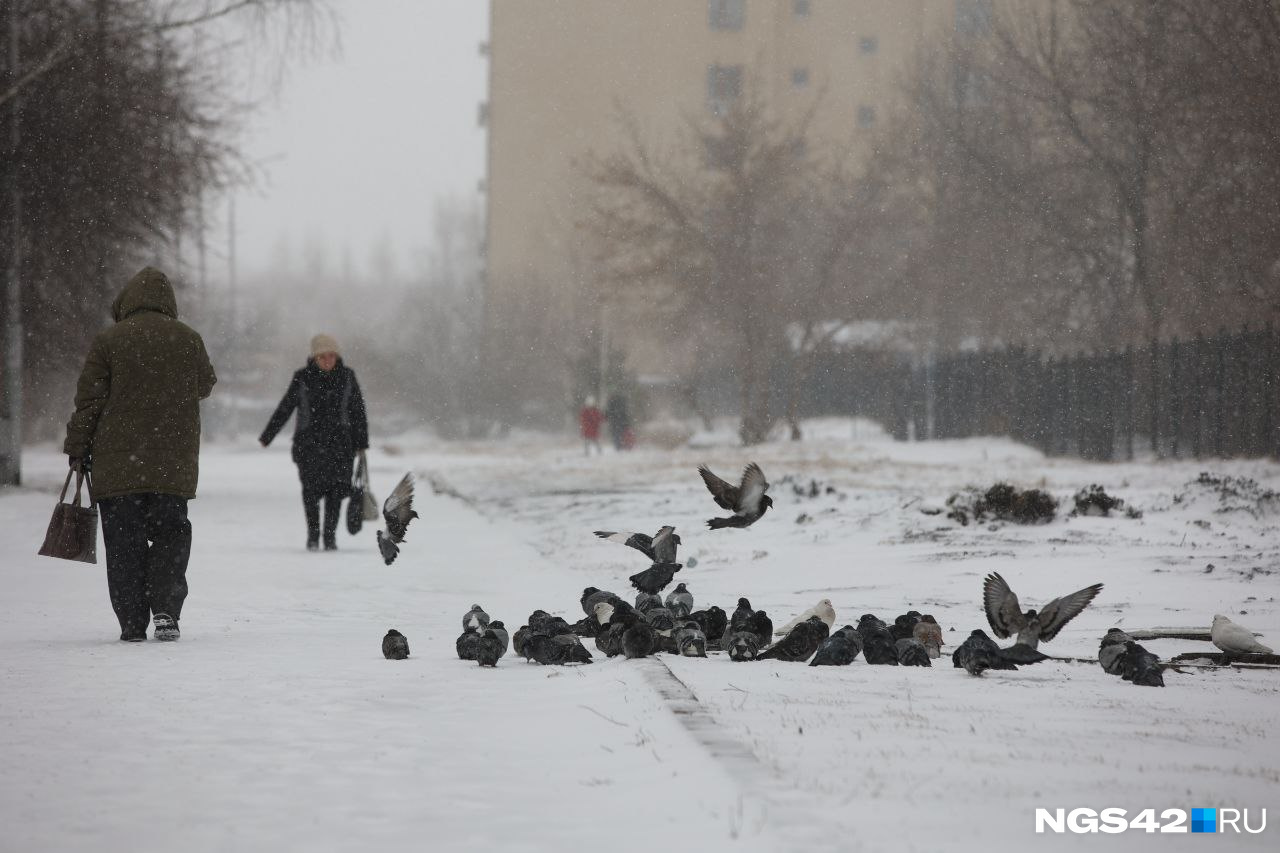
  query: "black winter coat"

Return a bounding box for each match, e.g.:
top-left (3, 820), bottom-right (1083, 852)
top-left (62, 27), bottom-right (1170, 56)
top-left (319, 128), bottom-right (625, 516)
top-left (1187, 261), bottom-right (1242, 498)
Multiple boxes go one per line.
top-left (260, 359), bottom-right (369, 492)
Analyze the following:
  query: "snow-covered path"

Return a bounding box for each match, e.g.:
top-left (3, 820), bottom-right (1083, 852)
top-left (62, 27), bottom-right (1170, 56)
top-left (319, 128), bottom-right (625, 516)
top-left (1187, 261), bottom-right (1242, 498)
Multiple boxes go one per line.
top-left (0, 445), bottom-right (775, 853)
top-left (3, 424), bottom-right (1280, 852)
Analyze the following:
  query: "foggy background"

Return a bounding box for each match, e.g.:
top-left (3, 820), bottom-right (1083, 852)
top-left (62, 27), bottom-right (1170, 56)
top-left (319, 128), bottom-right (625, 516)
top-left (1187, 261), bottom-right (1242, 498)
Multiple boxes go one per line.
top-left (2, 0), bottom-right (1277, 459)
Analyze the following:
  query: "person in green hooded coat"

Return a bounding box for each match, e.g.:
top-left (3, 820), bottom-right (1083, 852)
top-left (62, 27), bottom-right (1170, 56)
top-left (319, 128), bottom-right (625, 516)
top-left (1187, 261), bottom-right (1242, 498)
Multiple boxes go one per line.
top-left (64, 266), bottom-right (217, 642)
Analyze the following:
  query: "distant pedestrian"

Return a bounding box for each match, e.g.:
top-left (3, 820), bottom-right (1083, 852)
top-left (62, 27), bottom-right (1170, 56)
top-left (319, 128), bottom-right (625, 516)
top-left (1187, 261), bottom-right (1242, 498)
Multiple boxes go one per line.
top-left (605, 393), bottom-right (633, 451)
top-left (579, 396), bottom-right (605, 456)
top-left (63, 267), bottom-right (217, 642)
top-left (260, 334), bottom-right (369, 551)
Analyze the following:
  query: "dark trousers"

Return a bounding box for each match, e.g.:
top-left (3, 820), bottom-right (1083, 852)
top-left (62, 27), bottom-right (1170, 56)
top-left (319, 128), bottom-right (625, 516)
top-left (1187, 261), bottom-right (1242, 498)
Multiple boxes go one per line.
top-left (98, 494), bottom-right (192, 636)
top-left (302, 484), bottom-right (344, 545)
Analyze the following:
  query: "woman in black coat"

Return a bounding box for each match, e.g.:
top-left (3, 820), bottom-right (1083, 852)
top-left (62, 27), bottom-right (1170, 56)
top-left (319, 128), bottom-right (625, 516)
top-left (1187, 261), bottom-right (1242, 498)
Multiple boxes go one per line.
top-left (259, 334), bottom-right (369, 551)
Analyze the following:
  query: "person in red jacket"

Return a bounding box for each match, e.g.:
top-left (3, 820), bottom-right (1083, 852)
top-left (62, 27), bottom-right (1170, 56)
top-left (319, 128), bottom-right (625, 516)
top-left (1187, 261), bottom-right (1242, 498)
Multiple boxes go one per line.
top-left (579, 396), bottom-right (605, 456)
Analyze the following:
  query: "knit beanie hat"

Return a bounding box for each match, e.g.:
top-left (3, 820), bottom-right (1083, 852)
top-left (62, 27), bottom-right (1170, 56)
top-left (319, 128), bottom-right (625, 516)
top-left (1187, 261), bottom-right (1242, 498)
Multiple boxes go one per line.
top-left (310, 333), bottom-right (340, 358)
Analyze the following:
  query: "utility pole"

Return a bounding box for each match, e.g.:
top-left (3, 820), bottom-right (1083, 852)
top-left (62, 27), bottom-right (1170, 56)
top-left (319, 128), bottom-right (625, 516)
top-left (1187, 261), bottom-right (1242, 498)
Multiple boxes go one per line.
top-left (1, 1), bottom-right (24, 486)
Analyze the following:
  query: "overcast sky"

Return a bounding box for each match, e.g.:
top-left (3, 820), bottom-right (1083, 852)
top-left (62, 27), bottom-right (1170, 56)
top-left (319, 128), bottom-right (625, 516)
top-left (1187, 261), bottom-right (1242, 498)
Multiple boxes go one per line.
top-left (229, 0), bottom-right (488, 281)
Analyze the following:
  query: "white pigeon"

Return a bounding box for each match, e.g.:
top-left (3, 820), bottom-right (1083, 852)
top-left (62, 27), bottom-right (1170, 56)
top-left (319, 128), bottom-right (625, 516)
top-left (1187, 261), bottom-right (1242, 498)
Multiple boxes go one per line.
top-left (774, 598), bottom-right (836, 636)
top-left (1211, 614), bottom-right (1274, 655)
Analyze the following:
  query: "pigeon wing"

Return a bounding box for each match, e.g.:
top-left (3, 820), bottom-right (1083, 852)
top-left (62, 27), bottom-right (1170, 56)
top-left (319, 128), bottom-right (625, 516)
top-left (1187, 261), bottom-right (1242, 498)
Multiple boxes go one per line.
top-left (1036, 582), bottom-right (1103, 641)
top-left (698, 465), bottom-right (740, 511)
top-left (593, 530), bottom-right (656, 561)
top-left (983, 572), bottom-right (1025, 639)
top-left (381, 473), bottom-right (418, 540)
top-left (737, 463), bottom-right (769, 515)
top-left (651, 525), bottom-right (679, 564)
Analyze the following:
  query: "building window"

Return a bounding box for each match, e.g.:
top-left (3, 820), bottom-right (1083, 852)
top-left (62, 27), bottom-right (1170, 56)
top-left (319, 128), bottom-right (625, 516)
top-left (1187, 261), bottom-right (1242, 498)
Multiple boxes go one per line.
top-left (708, 64), bottom-right (743, 116)
top-left (860, 35), bottom-right (879, 55)
top-left (791, 67), bottom-right (809, 88)
top-left (857, 105), bottom-right (876, 128)
top-left (709, 0), bottom-right (745, 31)
top-left (956, 0), bottom-right (992, 36)
top-left (793, 0), bottom-right (811, 17)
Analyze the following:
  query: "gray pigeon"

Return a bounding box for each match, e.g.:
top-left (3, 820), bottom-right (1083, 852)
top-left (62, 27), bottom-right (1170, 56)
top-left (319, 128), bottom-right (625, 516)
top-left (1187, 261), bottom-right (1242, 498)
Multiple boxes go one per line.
top-left (382, 629), bottom-right (409, 660)
top-left (376, 473), bottom-right (419, 565)
top-left (1211, 614), bottom-right (1274, 655)
top-left (456, 628), bottom-right (481, 661)
top-left (485, 621), bottom-right (509, 657)
top-left (895, 637), bottom-right (932, 667)
top-left (665, 583), bottom-right (694, 617)
top-left (810, 628), bottom-right (862, 666)
top-left (726, 630), bottom-right (760, 661)
top-left (594, 525), bottom-right (681, 564)
top-left (1120, 641), bottom-right (1164, 686)
top-left (1098, 628), bottom-right (1132, 675)
top-left (463, 604), bottom-right (490, 632)
top-left (475, 627), bottom-right (505, 667)
top-left (759, 616), bottom-right (829, 662)
top-left (674, 622), bottom-right (708, 657)
top-left (581, 587), bottom-right (624, 617)
top-left (634, 592), bottom-right (664, 613)
top-left (644, 607), bottom-right (677, 632)
top-left (698, 463), bottom-right (773, 529)
top-left (983, 572), bottom-right (1103, 648)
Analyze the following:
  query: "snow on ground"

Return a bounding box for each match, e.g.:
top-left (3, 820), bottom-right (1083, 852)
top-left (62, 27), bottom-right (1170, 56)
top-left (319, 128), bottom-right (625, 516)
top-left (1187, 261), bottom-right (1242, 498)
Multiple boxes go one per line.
top-left (2, 418), bottom-right (1279, 852)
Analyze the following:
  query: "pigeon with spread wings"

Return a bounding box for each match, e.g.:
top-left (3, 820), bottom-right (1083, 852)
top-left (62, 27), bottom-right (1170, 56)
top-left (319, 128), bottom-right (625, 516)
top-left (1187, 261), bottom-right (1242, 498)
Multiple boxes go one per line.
top-left (698, 463), bottom-right (773, 529)
top-left (376, 473), bottom-right (419, 565)
top-left (592, 525), bottom-right (681, 564)
top-left (983, 572), bottom-right (1103, 649)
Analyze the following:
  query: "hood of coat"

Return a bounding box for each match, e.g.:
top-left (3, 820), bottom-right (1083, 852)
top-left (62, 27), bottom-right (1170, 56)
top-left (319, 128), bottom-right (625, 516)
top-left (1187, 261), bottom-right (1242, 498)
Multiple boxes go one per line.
top-left (112, 267), bottom-right (178, 322)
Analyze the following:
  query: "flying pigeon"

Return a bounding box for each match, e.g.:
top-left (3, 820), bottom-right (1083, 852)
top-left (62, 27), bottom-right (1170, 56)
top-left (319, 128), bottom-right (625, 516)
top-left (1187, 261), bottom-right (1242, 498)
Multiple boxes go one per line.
top-left (463, 604), bottom-right (490, 632)
top-left (456, 628), bottom-right (481, 661)
top-left (593, 525), bottom-right (681, 564)
top-left (1120, 641), bottom-right (1164, 686)
top-left (1098, 628), bottom-right (1132, 675)
top-left (759, 616), bottom-right (829, 662)
top-left (382, 628), bottom-right (409, 660)
top-left (913, 616), bottom-right (943, 658)
top-left (810, 628), bottom-right (862, 666)
top-left (376, 473), bottom-right (419, 565)
top-left (1211, 614), bottom-right (1274, 655)
top-left (698, 463), bottom-right (773, 529)
top-left (776, 599), bottom-right (836, 636)
top-left (665, 583), bottom-right (694, 617)
top-left (674, 622), bottom-right (708, 657)
top-left (475, 627), bottom-right (506, 667)
top-left (725, 630), bottom-right (760, 661)
top-left (628, 561), bottom-right (681, 595)
top-left (983, 572), bottom-right (1103, 648)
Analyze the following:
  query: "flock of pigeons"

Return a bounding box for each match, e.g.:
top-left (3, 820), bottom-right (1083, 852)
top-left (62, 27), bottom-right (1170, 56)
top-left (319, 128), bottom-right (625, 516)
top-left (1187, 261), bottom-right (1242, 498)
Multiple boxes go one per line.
top-left (375, 462), bottom-right (1275, 686)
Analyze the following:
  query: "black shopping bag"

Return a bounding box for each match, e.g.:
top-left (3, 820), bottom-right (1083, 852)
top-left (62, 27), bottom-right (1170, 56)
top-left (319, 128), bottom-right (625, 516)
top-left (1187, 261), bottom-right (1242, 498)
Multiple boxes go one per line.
top-left (348, 451), bottom-right (378, 534)
top-left (37, 470), bottom-right (98, 564)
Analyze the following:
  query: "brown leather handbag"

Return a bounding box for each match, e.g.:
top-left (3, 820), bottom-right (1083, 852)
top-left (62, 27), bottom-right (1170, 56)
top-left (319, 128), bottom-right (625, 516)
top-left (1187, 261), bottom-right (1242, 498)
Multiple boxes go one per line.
top-left (37, 470), bottom-right (99, 564)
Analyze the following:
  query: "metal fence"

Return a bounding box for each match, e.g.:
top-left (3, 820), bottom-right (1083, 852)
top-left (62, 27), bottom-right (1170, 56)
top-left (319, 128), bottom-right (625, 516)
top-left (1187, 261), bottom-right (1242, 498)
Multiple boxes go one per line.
top-left (797, 325), bottom-right (1279, 461)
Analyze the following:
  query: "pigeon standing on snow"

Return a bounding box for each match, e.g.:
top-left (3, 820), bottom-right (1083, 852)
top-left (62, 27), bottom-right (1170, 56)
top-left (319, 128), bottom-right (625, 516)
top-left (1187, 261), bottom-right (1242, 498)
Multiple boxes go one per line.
top-left (463, 604), bottom-right (490, 632)
top-left (952, 629), bottom-right (1015, 676)
top-left (376, 473), bottom-right (419, 565)
top-left (1098, 628), bottom-right (1132, 675)
top-left (726, 631), bottom-right (760, 661)
top-left (983, 572), bottom-right (1104, 648)
top-left (730, 598), bottom-right (754, 633)
top-left (665, 583), bottom-right (694, 617)
top-left (895, 638), bottom-right (932, 667)
top-left (810, 627), bottom-right (862, 666)
top-left (913, 615), bottom-right (943, 658)
top-left (775, 598), bottom-right (836, 636)
top-left (475, 627), bottom-right (506, 667)
top-left (857, 616), bottom-right (899, 666)
top-left (527, 634), bottom-right (593, 665)
top-left (581, 587), bottom-right (624, 617)
top-left (1120, 641), bottom-right (1164, 686)
top-left (698, 463), bottom-right (773, 529)
top-left (486, 621), bottom-right (510, 654)
top-left (382, 629), bottom-right (410, 660)
top-left (685, 606), bottom-right (728, 642)
top-left (1211, 614), bottom-right (1274, 655)
top-left (674, 622), bottom-right (708, 657)
top-left (456, 628), bottom-right (481, 661)
top-left (759, 616), bottom-right (829, 662)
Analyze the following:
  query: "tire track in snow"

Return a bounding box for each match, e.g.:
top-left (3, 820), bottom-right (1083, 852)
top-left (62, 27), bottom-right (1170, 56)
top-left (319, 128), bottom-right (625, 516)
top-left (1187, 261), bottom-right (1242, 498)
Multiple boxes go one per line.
top-left (642, 657), bottom-right (863, 853)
